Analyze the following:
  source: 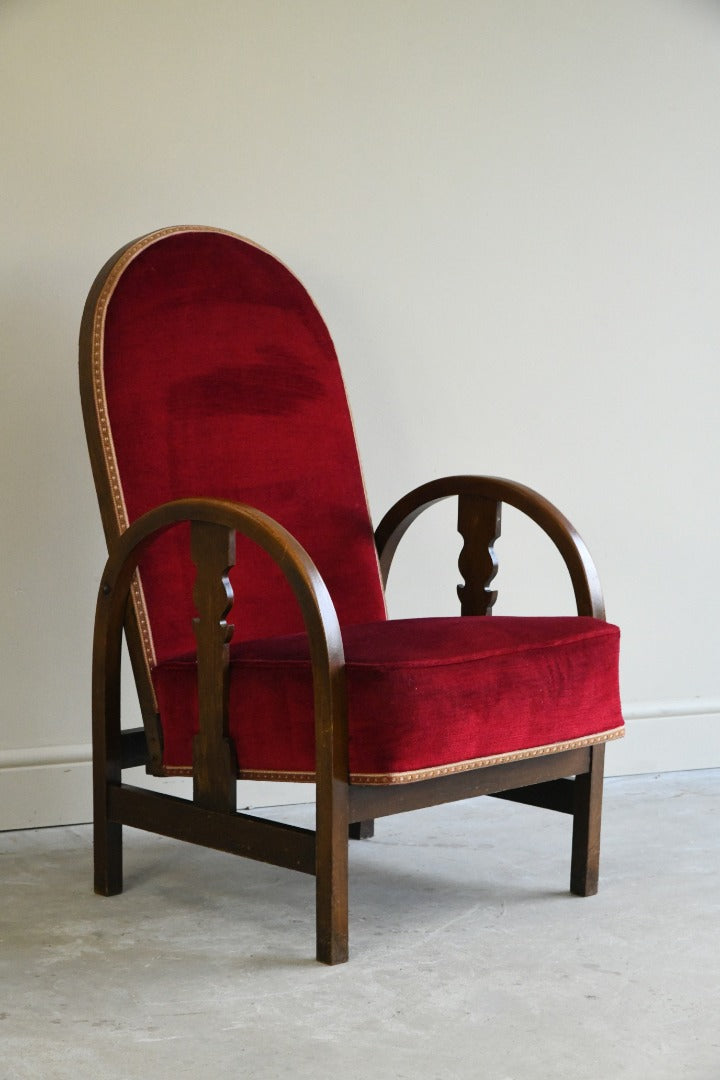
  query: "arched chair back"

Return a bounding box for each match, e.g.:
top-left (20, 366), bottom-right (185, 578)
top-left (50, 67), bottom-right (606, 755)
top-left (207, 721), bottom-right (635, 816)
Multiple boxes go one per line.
top-left (81, 227), bottom-right (386, 765)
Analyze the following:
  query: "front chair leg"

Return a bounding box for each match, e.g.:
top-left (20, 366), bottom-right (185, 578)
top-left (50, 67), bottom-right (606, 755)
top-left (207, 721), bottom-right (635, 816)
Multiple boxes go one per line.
top-left (316, 780), bottom-right (350, 964)
top-left (570, 743), bottom-right (605, 896)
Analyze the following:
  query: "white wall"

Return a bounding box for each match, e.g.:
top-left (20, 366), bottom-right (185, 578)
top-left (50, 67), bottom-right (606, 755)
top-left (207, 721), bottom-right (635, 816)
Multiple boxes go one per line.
top-left (2, 1), bottom-right (719, 828)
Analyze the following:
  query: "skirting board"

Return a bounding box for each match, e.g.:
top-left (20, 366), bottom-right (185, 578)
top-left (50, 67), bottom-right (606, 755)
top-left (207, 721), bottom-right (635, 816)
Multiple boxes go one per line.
top-left (605, 699), bottom-right (720, 777)
top-left (1, 701), bottom-right (718, 831)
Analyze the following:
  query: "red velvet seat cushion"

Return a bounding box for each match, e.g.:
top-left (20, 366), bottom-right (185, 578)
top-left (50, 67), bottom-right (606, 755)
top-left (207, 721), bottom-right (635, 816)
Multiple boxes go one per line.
top-left (153, 615), bottom-right (622, 784)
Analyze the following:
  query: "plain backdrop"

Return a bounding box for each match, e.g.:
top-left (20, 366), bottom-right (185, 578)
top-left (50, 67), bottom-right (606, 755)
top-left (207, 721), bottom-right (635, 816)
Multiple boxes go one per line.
top-left (1, 0), bottom-right (719, 824)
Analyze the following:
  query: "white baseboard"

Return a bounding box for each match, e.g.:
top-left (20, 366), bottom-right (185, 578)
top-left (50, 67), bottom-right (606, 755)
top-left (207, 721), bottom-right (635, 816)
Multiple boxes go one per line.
top-left (0, 759), bottom-right (92, 832)
top-left (0, 746), bottom-right (312, 832)
top-left (1, 700), bottom-right (718, 830)
top-left (605, 699), bottom-right (720, 777)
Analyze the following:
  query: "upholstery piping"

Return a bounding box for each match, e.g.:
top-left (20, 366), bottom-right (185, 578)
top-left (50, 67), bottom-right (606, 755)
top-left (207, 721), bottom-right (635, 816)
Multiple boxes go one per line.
top-left (157, 724), bottom-right (625, 785)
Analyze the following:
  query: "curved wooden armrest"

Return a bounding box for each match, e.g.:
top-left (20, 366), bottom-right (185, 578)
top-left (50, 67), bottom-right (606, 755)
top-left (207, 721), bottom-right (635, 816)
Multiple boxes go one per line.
top-left (374, 475), bottom-right (605, 619)
top-left (93, 497), bottom-right (347, 808)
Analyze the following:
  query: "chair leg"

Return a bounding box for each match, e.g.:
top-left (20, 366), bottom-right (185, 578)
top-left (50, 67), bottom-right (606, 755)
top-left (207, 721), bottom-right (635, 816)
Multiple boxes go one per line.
top-left (316, 783), bottom-right (350, 965)
top-left (570, 743), bottom-right (605, 896)
top-left (94, 813), bottom-right (123, 896)
top-left (92, 606), bottom-right (124, 896)
top-left (349, 819), bottom-right (374, 840)
top-left (93, 720), bottom-right (123, 895)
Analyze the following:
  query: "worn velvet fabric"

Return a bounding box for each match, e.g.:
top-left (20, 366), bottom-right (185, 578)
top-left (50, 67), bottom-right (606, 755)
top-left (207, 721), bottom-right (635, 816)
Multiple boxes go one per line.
top-left (153, 616), bottom-right (622, 782)
top-left (103, 231), bottom-right (387, 667)
top-left (102, 228), bottom-right (623, 781)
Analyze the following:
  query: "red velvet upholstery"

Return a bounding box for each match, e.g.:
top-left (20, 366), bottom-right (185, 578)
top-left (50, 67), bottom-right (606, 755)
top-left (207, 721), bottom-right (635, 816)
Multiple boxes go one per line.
top-left (98, 227), bottom-right (623, 782)
top-left (153, 616), bottom-right (621, 782)
top-left (103, 230), bottom-right (386, 667)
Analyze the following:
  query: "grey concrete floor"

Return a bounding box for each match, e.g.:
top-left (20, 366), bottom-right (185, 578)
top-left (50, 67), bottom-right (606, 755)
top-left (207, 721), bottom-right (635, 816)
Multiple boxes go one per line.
top-left (1, 770), bottom-right (718, 1080)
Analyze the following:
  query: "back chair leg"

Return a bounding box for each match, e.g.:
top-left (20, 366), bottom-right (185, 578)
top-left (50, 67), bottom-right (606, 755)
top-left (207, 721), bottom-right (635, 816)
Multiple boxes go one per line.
top-left (93, 722), bottom-right (123, 895)
top-left (349, 819), bottom-right (374, 840)
top-left (570, 743), bottom-right (605, 897)
top-left (94, 808), bottom-right (123, 896)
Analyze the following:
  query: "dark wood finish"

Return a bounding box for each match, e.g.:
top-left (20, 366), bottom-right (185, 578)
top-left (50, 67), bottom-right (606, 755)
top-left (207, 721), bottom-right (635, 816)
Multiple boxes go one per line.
top-left (312, 637), bottom-right (350, 965)
top-left (349, 749), bottom-right (590, 822)
top-left (488, 778), bottom-right (575, 814)
top-left (190, 522), bottom-right (238, 812)
top-left (375, 475), bottom-right (606, 619)
top-left (457, 493), bottom-right (501, 615)
top-left (570, 743), bottom-right (605, 896)
top-left (119, 727), bottom-right (149, 769)
top-left (349, 820), bottom-right (375, 840)
top-left (90, 496), bottom-right (351, 962)
top-left (109, 784), bottom-right (316, 873)
top-left (92, 527), bottom-right (136, 898)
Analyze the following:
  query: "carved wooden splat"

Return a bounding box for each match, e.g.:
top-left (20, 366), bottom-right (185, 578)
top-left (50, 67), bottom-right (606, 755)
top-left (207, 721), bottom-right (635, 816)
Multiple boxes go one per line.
top-left (190, 521), bottom-right (238, 811)
top-left (457, 493), bottom-right (501, 616)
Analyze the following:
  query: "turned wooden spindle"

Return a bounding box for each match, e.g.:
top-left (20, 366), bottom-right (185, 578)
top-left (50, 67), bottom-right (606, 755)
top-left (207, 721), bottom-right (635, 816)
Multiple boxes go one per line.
top-left (457, 493), bottom-right (501, 616)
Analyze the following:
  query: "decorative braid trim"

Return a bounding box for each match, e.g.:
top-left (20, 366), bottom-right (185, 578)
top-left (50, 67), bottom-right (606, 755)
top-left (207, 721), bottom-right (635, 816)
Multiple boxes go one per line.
top-left (158, 725), bottom-right (624, 784)
top-left (90, 225), bottom-right (261, 674)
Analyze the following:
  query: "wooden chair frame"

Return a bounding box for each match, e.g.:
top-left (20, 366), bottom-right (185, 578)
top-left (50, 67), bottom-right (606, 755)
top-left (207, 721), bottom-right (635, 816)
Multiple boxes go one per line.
top-left (89, 474), bottom-right (608, 965)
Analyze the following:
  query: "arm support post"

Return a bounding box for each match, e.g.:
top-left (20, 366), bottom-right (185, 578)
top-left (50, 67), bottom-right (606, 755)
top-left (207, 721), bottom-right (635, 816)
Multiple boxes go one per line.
top-left (375, 475), bottom-right (605, 619)
top-left (92, 497), bottom-right (351, 962)
top-left (191, 521), bottom-right (237, 812)
top-left (457, 492), bottom-right (502, 616)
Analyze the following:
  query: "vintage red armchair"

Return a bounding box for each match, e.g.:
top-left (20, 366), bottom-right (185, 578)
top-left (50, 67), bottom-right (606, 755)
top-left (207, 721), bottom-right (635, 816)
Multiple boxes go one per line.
top-left (79, 226), bottom-right (623, 963)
